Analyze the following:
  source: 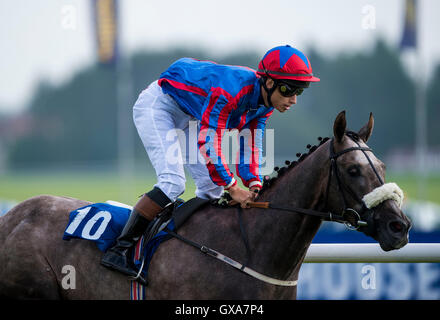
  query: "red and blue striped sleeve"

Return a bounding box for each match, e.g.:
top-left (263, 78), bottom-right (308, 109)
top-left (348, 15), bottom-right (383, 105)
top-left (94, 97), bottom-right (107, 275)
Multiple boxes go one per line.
top-left (236, 109), bottom-right (273, 188)
top-left (198, 88), bottom-right (237, 188)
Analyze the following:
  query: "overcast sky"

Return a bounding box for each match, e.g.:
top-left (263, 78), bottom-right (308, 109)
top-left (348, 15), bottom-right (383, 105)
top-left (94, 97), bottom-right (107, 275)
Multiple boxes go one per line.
top-left (1, 0), bottom-right (439, 113)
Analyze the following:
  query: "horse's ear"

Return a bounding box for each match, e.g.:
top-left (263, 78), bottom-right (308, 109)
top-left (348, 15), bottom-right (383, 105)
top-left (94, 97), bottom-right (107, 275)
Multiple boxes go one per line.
top-left (358, 112), bottom-right (374, 142)
top-left (333, 110), bottom-right (346, 143)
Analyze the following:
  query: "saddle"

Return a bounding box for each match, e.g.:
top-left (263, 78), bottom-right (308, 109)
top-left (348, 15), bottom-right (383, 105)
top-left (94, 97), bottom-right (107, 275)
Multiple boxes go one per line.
top-left (148, 197), bottom-right (211, 235)
top-left (121, 196), bottom-right (229, 296)
top-left (129, 197), bottom-right (212, 284)
top-left (174, 197), bottom-right (212, 229)
top-left (63, 196), bottom-right (225, 286)
top-left (144, 194), bottom-right (232, 241)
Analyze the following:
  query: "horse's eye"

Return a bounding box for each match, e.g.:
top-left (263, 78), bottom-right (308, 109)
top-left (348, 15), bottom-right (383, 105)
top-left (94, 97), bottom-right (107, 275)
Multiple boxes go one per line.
top-left (347, 165), bottom-right (361, 177)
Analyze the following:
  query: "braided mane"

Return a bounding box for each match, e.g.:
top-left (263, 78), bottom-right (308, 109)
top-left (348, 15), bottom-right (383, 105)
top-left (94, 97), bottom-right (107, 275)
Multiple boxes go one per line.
top-left (260, 136), bottom-right (331, 193)
top-left (260, 130), bottom-right (363, 194)
top-left (219, 132), bottom-right (360, 204)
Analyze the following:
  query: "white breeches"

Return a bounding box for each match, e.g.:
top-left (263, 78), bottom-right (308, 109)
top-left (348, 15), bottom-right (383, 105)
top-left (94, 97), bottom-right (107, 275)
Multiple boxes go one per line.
top-left (133, 81), bottom-right (224, 202)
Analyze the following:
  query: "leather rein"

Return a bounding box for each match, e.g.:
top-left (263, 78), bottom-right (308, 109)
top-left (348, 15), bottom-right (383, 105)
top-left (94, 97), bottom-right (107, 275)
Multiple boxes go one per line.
top-left (163, 132), bottom-right (384, 287)
top-left (245, 131), bottom-right (384, 230)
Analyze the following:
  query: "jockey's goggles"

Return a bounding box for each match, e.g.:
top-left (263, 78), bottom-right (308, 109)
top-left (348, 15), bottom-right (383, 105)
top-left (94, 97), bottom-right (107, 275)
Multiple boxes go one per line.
top-left (277, 82), bottom-right (304, 97)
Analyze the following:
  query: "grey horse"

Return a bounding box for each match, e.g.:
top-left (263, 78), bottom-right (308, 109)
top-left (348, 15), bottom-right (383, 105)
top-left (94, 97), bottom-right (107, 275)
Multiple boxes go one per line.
top-left (0, 111), bottom-right (411, 299)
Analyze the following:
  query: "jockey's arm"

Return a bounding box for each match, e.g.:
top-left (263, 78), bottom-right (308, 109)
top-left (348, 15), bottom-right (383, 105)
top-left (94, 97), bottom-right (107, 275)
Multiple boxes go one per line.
top-left (236, 109), bottom-right (273, 192)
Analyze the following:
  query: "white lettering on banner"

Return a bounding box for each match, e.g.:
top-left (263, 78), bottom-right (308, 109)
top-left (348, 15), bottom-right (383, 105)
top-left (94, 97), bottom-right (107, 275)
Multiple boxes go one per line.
top-left (65, 208), bottom-right (112, 240)
top-left (387, 264), bottom-right (412, 299)
top-left (81, 211), bottom-right (112, 240)
top-left (417, 263), bottom-right (440, 299)
top-left (65, 207), bottom-right (92, 234)
top-left (297, 263), bottom-right (321, 298)
top-left (322, 264), bottom-right (351, 299)
top-left (298, 263), bottom-right (440, 300)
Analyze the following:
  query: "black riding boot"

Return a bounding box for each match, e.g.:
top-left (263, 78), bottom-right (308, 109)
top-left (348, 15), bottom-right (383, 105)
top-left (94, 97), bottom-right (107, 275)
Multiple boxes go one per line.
top-left (100, 209), bottom-right (150, 283)
top-left (101, 188), bottom-right (172, 285)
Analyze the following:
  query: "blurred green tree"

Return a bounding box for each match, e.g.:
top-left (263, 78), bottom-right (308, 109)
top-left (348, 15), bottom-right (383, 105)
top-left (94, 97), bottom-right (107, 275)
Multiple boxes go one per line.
top-left (7, 40), bottom-right (436, 171)
top-left (427, 65), bottom-right (440, 148)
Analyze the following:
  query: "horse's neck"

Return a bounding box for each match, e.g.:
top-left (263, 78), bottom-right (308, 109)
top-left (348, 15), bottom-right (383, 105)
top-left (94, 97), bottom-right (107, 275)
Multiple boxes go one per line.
top-left (249, 142), bottom-right (330, 279)
top-left (260, 142), bottom-right (330, 207)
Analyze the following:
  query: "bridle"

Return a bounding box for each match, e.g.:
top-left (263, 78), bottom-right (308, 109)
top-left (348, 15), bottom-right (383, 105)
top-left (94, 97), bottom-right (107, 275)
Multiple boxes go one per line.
top-left (158, 132), bottom-right (388, 287)
top-left (323, 131), bottom-right (383, 230)
top-left (247, 131), bottom-right (384, 231)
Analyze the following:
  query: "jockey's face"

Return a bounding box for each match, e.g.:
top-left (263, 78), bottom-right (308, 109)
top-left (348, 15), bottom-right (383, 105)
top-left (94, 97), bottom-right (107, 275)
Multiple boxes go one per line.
top-left (263, 78), bottom-right (298, 113)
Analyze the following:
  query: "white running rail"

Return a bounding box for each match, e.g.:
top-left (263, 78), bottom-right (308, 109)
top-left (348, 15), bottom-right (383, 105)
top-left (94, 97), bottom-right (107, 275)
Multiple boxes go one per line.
top-left (304, 243), bottom-right (440, 263)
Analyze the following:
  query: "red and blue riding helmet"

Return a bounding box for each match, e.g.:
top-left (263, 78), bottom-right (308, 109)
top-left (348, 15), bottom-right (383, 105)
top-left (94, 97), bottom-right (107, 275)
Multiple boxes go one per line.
top-left (257, 45), bottom-right (320, 106)
top-left (257, 45), bottom-right (320, 83)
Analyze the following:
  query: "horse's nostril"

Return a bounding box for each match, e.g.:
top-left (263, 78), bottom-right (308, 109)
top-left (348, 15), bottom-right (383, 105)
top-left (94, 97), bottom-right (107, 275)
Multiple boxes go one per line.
top-left (389, 221), bottom-right (404, 234)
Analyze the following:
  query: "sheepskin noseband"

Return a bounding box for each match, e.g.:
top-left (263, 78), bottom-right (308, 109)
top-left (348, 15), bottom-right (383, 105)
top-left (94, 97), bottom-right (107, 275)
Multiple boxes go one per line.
top-left (362, 182), bottom-right (404, 209)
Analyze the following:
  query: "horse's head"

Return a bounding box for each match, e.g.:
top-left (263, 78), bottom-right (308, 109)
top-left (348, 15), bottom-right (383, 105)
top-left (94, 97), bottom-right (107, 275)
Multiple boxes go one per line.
top-left (326, 111), bottom-right (411, 251)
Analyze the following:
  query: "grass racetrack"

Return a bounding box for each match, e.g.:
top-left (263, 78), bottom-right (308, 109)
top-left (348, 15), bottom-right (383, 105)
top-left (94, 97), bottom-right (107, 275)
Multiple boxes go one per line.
top-left (0, 170), bottom-right (196, 206)
top-left (0, 170), bottom-right (439, 206)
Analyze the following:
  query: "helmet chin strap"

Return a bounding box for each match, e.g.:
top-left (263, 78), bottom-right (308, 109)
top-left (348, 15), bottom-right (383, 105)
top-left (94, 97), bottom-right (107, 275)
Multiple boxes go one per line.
top-left (259, 60), bottom-right (278, 108)
top-left (260, 77), bottom-right (277, 108)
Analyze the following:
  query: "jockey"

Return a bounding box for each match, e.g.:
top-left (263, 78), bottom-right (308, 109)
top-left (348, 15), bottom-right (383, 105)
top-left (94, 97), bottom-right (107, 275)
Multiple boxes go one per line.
top-left (101, 45), bottom-right (320, 280)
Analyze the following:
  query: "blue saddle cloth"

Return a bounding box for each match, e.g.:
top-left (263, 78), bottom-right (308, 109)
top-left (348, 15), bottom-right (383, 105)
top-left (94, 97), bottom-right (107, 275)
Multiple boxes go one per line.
top-left (62, 202), bottom-right (176, 279)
